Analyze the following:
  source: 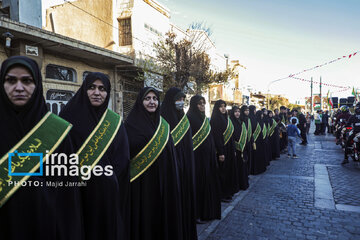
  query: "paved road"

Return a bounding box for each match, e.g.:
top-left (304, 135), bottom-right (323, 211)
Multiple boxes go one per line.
top-left (197, 129), bottom-right (360, 240)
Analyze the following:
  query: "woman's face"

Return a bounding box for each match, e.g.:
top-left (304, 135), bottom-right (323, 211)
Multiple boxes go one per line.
top-left (234, 109), bottom-right (240, 118)
top-left (143, 91), bottom-right (158, 113)
top-left (219, 103), bottom-right (226, 114)
top-left (4, 66), bottom-right (35, 107)
top-left (269, 112), bottom-right (273, 117)
top-left (197, 99), bottom-right (205, 112)
top-left (244, 109), bottom-right (249, 116)
top-left (87, 79), bottom-right (108, 107)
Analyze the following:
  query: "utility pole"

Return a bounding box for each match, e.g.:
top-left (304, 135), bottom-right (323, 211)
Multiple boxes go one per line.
top-left (310, 77), bottom-right (313, 114)
top-left (319, 76), bottom-right (322, 110)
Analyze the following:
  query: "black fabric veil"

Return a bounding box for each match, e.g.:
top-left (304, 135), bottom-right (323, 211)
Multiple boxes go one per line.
top-left (0, 56), bottom-right (82, 240)
top-left (160, 87), bottom-right (186, 129)
top-left (125, 87), bottom-right (161, 157)
top-left (187, 95), bottom-right (206, 134)
top-left (0, 56), bottom-right (48, 156)
top-left (256, 110), bottom-right (264, 127)
top-left (60, 72), bottom-right (111, 146)
top-left (160, 87), bottom-right (197, 240)
top-left (125, 87), bottom-right (183, 240)
top-left (249, 105), bottom-right (257, 132)
top-left (230, 106), bottom-right (241, 141)
top-left (187, 95), bottom-right (221, 221)
top-left (210, 100), bottom-right (228, 155)
top-left (210, 100), bottom-right (238, 197)
top-left (60, 72), bottom-right (130, 240)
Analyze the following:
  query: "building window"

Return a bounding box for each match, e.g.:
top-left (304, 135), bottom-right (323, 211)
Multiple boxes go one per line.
top-left (82, 71), bottom-right (110, 81)
top-left (46, 64), bottom-right (76, 82)
top-left (46, 90), bottom-right (74, 115)
top-left (118, 18), bottom-right (132, 46)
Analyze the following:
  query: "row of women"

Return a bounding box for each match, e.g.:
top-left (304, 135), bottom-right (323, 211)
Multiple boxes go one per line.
top-left (0, 56), bottom-right (281, 240)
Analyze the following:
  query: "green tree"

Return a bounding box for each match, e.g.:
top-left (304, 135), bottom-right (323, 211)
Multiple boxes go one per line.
top-left (137, 23), bottom-right (232, 93)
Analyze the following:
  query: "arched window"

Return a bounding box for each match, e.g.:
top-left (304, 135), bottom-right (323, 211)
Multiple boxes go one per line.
top-left (46, 90), bottom-right (74, 115)
top-left (46, 64), bottom-right (77, 82)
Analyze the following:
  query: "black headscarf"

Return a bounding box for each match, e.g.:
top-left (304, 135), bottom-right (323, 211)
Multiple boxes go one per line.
top-left (210, 99), bottom-right (227, 133)
top-left (187, 95), bottom-right (206, 134)
top-left (0, 56), bottom-right (48, 156)
top-left (249, 105), bottom-right (257, 132)
top-left (210, 99), bottom-right (229, 156)
top-left (125, 87), bottom-right (184, 240)
top-left (268, 110), bottom-right (274, 120)
top-left (160, 87), bottom-right (185, 130)
top-left (0, 56), bottom-right (82, 240)
top-left (256, 110), bottom-right (264, 127)
top-left (230, 105), bottom-right (241, 141)
top-left (240, 105), bottom-right (249, 122)
top-left (230, 105), bottom-right (240, 121)
top-left (125, 87), bottom-right (162, 158)
top-left (60, 72), bottom-right (129, 240)
top-left (60, 72), bottom-right (111, 148)
top-left (161, 88), bottom-right (197, 240)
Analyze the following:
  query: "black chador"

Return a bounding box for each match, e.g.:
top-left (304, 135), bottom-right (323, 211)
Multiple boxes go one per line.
top-left (268, 111), bottom-right (280, 159)
top-left (230, 106), bottom-right (249, 190)
top-left (0, 56), bottom-right (83, 240)
top-left (60, 72), bottom-right (130, 240)
top-left (125, 87), bottom-right (183, 240)
top-left (187, 95), bottom-right (221, 221)
top-left (210, 100), bottom-right (238, 199)
top-left (160, 88), bottom-right (197, 240)
top-left (249, 106), bottom-right (266, 175)
top-left (262, 109), bottom-right (271, 166)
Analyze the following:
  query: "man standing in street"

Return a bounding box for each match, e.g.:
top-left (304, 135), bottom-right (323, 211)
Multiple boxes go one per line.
top-left (321, 110), bottom-right (329, 135)
top-left (297, 110), bottom-right (308, 145)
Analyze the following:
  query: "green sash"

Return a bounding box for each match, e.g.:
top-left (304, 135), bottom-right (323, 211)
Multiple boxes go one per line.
top-left (171, 114), bottom-right (190, 146)
top-left (262, 124), bottom-right (267, 139)
top-left (253, 123), bottom-right (261, 142)
top-left (223, 117), bottom-right (234, 145)
top-left (77, 109), bottom-right (122, 172)
top-left (193, 117), bottom-right (211, 151)
top-left (235, 122), bottom-right (247, 152)
top-left (267, 123), bottom-right (271, 137)
top-left (130, 117), bottom-right (170, 182)
top-left (247, 119), bottom-right (252, 143)
top-left (269, 119), bottom-right (277, 136)
top-left (0, 112), bottom-right (72, 207)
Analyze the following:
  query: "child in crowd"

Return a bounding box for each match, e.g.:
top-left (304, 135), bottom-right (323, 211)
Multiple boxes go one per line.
top-left (287, 118), bottom-right (302, 158)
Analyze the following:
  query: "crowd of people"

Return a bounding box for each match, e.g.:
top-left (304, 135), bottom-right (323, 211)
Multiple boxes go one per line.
top-left (0, 56), bottom-right (311, 240)
top-left (332, 104), bottom-right (360, 164)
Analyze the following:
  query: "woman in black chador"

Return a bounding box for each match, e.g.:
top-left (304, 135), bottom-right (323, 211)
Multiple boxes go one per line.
top-left (187, 95), bottom-right (221, 221)
top-left (262, 108), bottom-right (271, 166)
top-left (249, 106), bottom-right (266, 175)
top-left (160, 87), bottom-right (197, 240)
top-left (60, 72), bottom-right (130, 240)
top-left (230, 106), bottom-right (250, 190)
top-left (125, 87), bottom-right (182, 240)
top-left (210, 100), bottom-right (238, 200)
top-left (0, 56), bottom-right (82, 240)
top-left (268, 110), bottom-right (280, 159)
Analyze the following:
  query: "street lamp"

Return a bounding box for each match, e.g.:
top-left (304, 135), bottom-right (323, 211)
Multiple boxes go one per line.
top-left (2, 32), bottom-right (14, 48)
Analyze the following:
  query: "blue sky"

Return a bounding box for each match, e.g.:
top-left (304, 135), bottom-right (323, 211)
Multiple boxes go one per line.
top-left (157, 0), bottom-right (360, 102)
